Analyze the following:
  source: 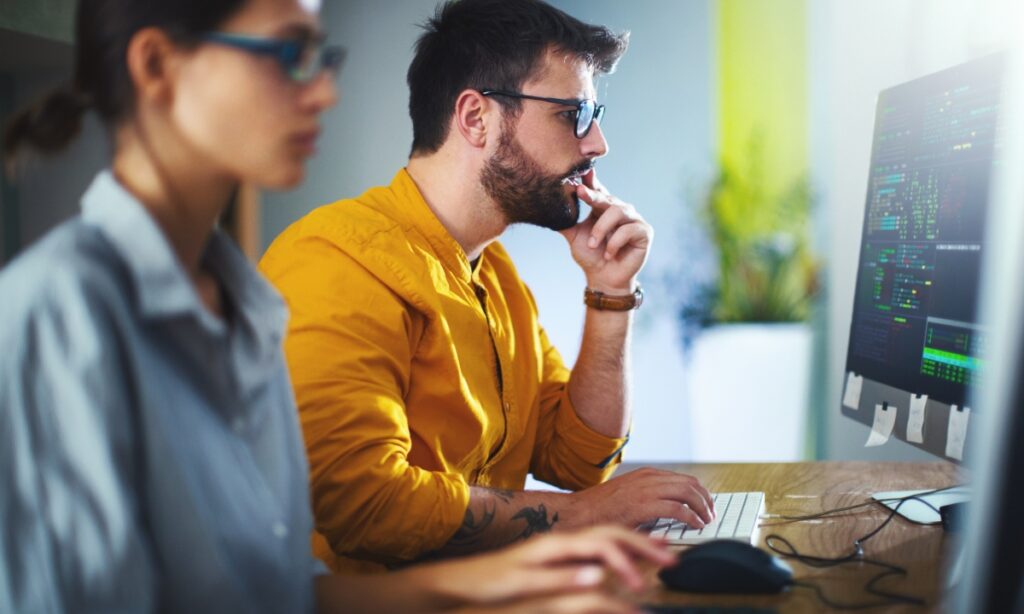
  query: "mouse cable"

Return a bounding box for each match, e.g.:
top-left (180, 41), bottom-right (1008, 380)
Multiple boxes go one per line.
top-left (771, 532), bottom-right (925, 609)
top-left (767, 513), bottom-right (924, 608)
top-left (762, 491), bottom-right (957, 610)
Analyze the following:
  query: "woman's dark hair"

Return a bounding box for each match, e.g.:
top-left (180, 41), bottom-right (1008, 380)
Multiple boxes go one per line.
top-left (3, 0), bottom-right (245, 164)
top-left (407, 0), bottom-right (629, 156)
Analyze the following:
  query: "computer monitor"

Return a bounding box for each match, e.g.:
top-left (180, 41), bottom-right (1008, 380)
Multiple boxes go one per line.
top-left (840, 53), bottom-right (1005, 463)
top-left (954, 40), bottom-right (1024, 614)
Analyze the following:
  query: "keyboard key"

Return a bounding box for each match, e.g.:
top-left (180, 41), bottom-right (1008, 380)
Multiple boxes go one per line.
top-left (648, 492), bottom-right (765, 545)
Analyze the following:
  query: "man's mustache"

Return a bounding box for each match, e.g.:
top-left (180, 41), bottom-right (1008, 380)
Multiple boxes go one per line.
top-left (564, 161), bottom-right (595, 178)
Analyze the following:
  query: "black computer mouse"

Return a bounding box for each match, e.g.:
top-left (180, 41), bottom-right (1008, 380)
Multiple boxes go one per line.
top-left (658, 540), bottom-right (794, 595)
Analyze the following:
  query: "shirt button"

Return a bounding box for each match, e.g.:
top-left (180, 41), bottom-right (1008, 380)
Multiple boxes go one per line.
top-left (272, 521), bottom-right (288, 539)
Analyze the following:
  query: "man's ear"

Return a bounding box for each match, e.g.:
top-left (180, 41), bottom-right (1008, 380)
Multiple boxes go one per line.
top-left (125, 27), bottom-right (181, 107)
top-left (452, 89), bottom-right (494, 149)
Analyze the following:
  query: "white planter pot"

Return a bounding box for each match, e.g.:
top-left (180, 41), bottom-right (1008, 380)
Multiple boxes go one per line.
top-left (686, 323), bottom-right (812, 462)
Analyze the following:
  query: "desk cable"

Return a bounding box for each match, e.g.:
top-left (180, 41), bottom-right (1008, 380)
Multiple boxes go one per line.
top-left (759, 484), bottom-right (965, 610)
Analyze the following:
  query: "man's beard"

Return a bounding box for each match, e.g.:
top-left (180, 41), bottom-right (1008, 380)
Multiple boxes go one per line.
top-left (480, 125), bottom-right (591, 232)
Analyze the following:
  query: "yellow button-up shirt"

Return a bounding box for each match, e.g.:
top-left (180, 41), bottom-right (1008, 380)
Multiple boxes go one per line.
top-left (260, 169), bottom-right (627, 572)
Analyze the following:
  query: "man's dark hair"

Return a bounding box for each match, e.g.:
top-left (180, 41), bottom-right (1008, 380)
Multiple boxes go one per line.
top-left (407, 0), bottom-right (629, 155)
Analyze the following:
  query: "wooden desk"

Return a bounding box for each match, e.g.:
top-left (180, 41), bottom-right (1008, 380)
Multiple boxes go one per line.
top-left (620, 462), bottom-right (962, 613)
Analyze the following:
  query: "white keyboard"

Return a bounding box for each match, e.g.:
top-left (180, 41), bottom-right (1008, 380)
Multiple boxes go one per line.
top-left (647, 492), bottom-right (765, 545)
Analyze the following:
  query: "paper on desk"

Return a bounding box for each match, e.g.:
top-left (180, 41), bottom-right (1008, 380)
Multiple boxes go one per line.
top-left (946, 405), bottom-right (971, 461)
top-left (843, 372), bottom-right (864, 410)
top-left (865, 403), bottom-right (897, 447)
top-left (907, 394), bottom-right (928, 444)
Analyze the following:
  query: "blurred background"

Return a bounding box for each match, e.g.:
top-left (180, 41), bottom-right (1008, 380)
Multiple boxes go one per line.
top-left (0, 0), bottom-right (1016, 465)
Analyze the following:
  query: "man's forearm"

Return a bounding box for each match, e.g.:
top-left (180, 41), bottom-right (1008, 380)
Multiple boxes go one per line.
top-left (567, 306), bottom-right (632, 438)
top-left (432, 486), bottom-right (589, 557)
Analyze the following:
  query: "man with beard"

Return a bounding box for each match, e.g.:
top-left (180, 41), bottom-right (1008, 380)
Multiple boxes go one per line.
top-left (260, 0), bottom-right (715, 573)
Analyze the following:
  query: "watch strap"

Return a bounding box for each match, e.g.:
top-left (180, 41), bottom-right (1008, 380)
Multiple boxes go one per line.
top-left (583, 284), bottom-right (644, 311)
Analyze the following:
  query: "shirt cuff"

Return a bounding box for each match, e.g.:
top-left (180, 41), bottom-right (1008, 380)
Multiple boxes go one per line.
top-left (423, 473), bottom-right (473, 552)
top-left (554, 389), bottom-right (630, 469)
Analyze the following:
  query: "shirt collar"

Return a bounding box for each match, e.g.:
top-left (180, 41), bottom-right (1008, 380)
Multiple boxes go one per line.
top-left (390, 168), bottom-right (477, 284)
top-left (79, 170), bottom-right (287, 344)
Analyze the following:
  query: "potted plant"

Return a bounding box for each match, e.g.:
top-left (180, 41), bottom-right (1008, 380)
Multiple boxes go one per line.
top-left (674, 142), bottom-right (820, 462)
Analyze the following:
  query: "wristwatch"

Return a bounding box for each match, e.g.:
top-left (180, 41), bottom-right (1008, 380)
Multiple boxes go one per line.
top-left (583, 284), bottom-right (644, 311)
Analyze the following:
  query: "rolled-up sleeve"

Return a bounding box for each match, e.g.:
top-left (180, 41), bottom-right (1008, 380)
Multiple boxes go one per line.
top-left (261, 235), bottom-right (470, 566)
top-left (528, 326), bottom-right (628, 491)
top-left (0, 291), bottom-right (154, 612)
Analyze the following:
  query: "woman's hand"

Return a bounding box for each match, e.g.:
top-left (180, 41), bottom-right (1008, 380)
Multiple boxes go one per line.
top-left (318, 525), bottom-right (674, 613)
top-left (425, 525), bottom-right (674, 610)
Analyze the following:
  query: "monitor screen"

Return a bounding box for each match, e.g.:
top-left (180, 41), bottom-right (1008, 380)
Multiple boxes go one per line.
top-left (841, 53), bottom-right (1006, 462)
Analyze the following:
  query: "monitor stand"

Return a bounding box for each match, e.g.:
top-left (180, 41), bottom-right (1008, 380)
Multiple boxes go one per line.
top-left (871, 485), bottom-right (971, 524)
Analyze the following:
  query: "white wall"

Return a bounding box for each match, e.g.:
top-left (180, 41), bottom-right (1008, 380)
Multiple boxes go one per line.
top-left (809, 0), bottom-right (1012, 460)
top-left (260, 1), bottom-right (716, 463)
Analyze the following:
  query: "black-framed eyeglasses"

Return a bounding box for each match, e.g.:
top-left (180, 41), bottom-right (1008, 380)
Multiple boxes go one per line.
top-left (201, 32), bottom-right (345, 83)
top-left (480, 89), bottom-right (606, 139)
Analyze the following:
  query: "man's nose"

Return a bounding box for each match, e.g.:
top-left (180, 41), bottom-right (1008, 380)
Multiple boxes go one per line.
top-left (580, 120), bottom-right (609, 158)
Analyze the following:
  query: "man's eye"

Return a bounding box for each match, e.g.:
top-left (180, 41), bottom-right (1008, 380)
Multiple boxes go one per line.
top-left (561, 110), bottom-right (578, 123)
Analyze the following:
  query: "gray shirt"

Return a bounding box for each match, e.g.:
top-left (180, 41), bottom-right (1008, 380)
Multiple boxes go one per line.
top-left (0, 172), bottom-right (322, 613)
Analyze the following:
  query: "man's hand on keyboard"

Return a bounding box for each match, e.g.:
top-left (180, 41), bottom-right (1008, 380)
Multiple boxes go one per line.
top-left (567, 467), bottom-right (716, 530)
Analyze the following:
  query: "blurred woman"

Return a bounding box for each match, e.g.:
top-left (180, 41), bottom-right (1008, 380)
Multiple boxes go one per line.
top-left (0, 0), bottom-right (671, 612)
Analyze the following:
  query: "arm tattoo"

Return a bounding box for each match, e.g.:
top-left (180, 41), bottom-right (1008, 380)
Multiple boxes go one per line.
top-left (441, 489), bottom-right (560, 554)
top-left (449, 500), bottom-right (496, 547)
top-left (511, 504), bottom-right (559, 540)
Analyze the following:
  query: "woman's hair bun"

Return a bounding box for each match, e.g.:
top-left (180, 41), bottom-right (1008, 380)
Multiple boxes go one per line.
top-left (3, 86), bottom-right (92, 167)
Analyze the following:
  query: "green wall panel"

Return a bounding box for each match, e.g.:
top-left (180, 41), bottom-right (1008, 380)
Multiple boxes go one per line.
top-left (716, 0), bottom-right (807, 196)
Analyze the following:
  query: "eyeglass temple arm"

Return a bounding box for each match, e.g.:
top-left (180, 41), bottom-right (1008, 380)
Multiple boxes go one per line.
top-left (480, 89), bottom-right (584, 107)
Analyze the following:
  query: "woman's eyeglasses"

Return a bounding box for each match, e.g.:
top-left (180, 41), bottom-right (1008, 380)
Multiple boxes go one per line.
top-left (480, 89), bottom-right (606, 139)
top-left (201, 32), bottom-right (345, 83)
